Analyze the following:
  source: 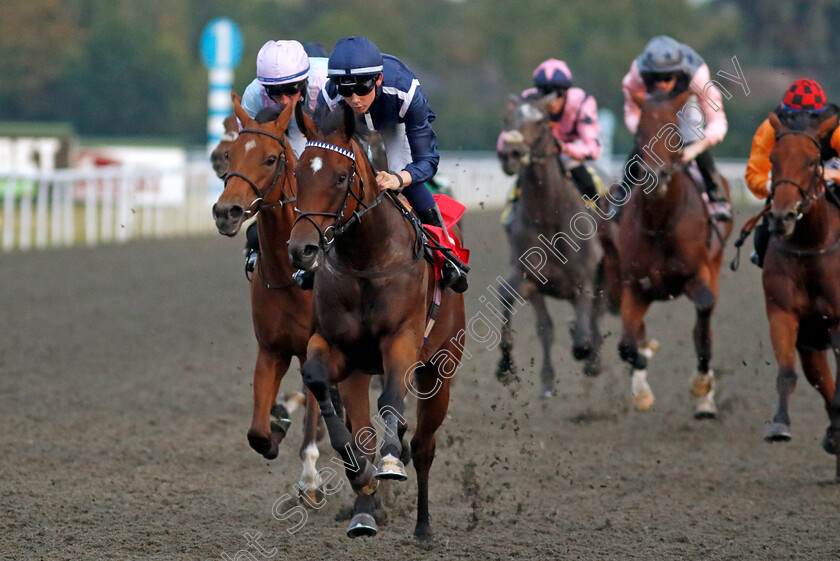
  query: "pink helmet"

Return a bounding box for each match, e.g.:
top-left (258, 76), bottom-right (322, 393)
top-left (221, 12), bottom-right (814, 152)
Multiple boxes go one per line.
top-left (257, 40), bottom-right (310, 85)
top-left (532, 59), bottom-right (573, 92)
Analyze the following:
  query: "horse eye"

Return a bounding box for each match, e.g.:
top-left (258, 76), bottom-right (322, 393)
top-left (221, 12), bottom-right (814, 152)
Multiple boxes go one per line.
top-left (337, 174), bottom-right (347, 184)
top-left (512, 151), bottom-right (521, 158)
top-left (266, 155), bottom-right (278, 166)
top-left (223, 151), bottom-right (229, 160)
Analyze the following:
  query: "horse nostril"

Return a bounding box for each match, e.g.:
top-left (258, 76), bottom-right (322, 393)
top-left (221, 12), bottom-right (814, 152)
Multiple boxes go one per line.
top-left (302, 245), bottom-right (317, 258)
top-left (785, 212), bottom-right (797, 222)
top-left (228, 206), bottom-right (244, 220)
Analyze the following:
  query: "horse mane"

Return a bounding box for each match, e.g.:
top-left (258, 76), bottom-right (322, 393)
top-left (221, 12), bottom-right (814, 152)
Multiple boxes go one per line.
top-left (317, 103), bottom-right (356, 140)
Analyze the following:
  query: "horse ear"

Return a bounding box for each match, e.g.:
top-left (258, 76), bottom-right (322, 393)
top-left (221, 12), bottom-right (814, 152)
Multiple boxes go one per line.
top-left (232, 91), bottom-right (255, 128)
top-left (768, 111), bottom-right (783, 133)
top-left (271, 99), bottom-right (295, 134)
top-left (816, 114), bottom-right (839, 140)
top-left (295, 101), bottom-right (318, 139)
top-left (342, 103), bottom-right (356, 142)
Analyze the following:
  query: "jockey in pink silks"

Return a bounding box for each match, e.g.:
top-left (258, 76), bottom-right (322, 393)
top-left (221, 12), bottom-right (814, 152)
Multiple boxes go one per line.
top-left (498, 58), bottom-right (602, 201)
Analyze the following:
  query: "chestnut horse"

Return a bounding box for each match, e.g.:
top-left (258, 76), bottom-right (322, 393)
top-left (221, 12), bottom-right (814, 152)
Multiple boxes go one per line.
top-left (211, 96), bottom-right (324, 503)
top-left (210, 114), bottom-right (239, 178)
top-left (495, 95), bottom-right (604, 397)
top-left (288, 104), bottom-right (466, 541)
top-left (605, 90), bottom-right (733, 417)
top-left (760, 112), bottom-right (840, 478)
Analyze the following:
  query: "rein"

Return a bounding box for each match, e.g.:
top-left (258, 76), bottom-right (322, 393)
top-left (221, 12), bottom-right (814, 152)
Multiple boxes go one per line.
top-left (295, 139), bottom-right (427, 277)
top-left (769, 130), bottom-right (824, 220)
top-left (223, 128), bottom-right (296, 215)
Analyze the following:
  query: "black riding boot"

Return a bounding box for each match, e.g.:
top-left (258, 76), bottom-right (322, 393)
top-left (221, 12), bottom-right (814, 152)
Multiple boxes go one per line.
top-left (244, 222), bottom-right (259, 274)
top-left (751, 216), bottom-right (770, 268)
top-left (416, 206), bottom-right (468, 293)
top-left (570, 164), bottom-right (598, 200)
top-left (695, 150), bottom-right (732, 222)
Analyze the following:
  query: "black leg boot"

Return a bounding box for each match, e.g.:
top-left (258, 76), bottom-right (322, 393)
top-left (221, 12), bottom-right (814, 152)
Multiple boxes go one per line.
top-left (695, 150), bottom-right (732, 222)
top-left (751, 216), bottom-right (770, 268)
top-left (416, 205), bottom-right (468, 293)
top-left (244, 222), bottom-right (259, 275)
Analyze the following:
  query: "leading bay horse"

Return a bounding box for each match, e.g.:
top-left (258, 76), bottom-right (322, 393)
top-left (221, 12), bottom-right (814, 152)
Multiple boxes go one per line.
top-left (605, 90), bottom-right (733, 417)
top-left (288, 103), bottom-right (466, 540)
top-left (760, 112), bottom-right (840, 478)
top-left (495, 95), bottom-right (604, 397)
top-left (211, 96), bottom-right (324, 503)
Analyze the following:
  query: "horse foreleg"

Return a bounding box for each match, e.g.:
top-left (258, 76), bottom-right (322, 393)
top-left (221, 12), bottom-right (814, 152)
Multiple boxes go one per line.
top-left (410, 363), bottom-right (452, 542)
top-left (685, 275), bottom-right (717, 419)
top-left (529, 292), bottom-right (555, 398)
top-left (301, 336), bottom-right (377, 507)
top-left (336, 373), bottom-right (382, 538)
top-left (585, 274), bottom-right (606, 377)
top-left (764, 309), bottom-right (799, 441)
top-left (297, 387), bottom-right (324, 507)
top-left (247, 350), bottom-right (292, 459)
top-left (495, 274), bottom-right (530, 384)
top-left (822, 332), bottom-right (840, 459)
top-left (376, 331), bottom-right (422, 481)
top-left (618, 287), bottom-right (654, 410)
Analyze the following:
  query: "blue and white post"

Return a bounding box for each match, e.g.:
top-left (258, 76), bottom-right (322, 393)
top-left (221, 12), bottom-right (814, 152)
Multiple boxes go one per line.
top-left (200, 18), bottom-right (244, 154)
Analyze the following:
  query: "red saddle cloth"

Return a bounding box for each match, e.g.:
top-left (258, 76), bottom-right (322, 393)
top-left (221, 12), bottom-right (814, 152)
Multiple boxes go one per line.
top-left (423, 194), bottom-right (471, 282)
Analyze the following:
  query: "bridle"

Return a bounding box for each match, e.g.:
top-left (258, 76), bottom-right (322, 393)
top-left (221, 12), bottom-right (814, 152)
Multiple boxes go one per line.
top-left (769, 130), bottom-right (824, 220)
top-left (294, 140), bottom-right (393, 252)
top-left (222, 128), bottom-right (296, 215)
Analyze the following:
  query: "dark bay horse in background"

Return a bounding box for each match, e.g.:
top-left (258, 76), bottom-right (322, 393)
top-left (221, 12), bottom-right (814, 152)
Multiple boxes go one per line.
top-left (605, 90), bottom-right (733, 417)
top-left (761, 112), bottom-right (840, 478)
top-left (288, 104), bottom-right (466, 541)
top-left (211, 96), bottom-right (324, 503)
top-left (496, 95), bottom-right (604, 397)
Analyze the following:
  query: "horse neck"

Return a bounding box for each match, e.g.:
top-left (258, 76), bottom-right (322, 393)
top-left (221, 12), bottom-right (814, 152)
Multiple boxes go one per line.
top-left (520, 130), bottom-right (575, 221)
top-left (792, 194), bottom-right (835, 249)
top-left (638, 165), bottom-right (691, 231)
top-left (256, 202), bottom-right (298, 276)
top-left (333, 165), bottom-right (415, 269)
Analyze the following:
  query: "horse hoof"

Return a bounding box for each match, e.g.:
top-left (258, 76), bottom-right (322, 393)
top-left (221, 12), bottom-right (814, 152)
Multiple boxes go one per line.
top-left (539, 388), bottom-right (554, 399)
top-left (414, 524), bottom-right (433, 542)
top-left (764, 422), bottom-right (792, 442)
top-left (247, 428), bottom-right (280, 459)
top-left (399, 440), bottom-right (412, 467)
top-left (297, 485), bottom-right (324, 508)
top-left (572, 342), bottom-right (593, 361)
top-left (495, 362), bottom-right (518, 385)
top-left (270, 401), bottom-right (291, 420)
top-left (583, 358), bottom-right (602, 377)
top-left (822, 430), bottom-right (840, 455)
top-left (346, 513), bottom-right (378, 538)
top-left (632, 391), bottom-right (655, 411)
top-left (375, 454), bottom-right (408, 481)
top-left (694, 401), bottom-right (718, 420)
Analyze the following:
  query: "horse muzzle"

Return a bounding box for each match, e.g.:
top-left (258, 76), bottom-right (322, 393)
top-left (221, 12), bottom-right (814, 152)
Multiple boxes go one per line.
top-left (768, 209), bottom-right (799, 237)
top-left (288, 241), bottom-right (321, 271)
top-left (212, 203), bottom-right (246, 236)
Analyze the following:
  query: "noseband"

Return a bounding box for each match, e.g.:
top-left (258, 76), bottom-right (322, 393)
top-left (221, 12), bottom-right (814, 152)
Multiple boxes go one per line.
top-left (223, 128), bottom-right (296, 215)
top-left (770, 130), bottom-right (824, 220)
top-left (294, 140), bottom-right (393, 252)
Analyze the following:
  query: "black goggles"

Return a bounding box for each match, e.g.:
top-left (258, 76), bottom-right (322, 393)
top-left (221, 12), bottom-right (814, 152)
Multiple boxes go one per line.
top-left (648, 72), bottom-right (677, 83)
top-left (332, 77), bottom-right (377, 97)
top-left (264, 80), bottom-right (305, 99)
top-left (538, 86), bottom-right (568, 97)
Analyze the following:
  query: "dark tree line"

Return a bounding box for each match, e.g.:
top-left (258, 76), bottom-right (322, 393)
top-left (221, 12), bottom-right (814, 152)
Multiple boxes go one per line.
top-left (0, 0), bottom-right (829, 156)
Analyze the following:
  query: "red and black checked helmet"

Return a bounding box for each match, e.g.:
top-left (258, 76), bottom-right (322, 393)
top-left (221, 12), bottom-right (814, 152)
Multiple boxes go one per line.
top-left (782, 79), bottom-right (826, 112)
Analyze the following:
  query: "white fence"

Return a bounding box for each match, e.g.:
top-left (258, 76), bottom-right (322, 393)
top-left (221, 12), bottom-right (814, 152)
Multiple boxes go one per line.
top-left (0, 163), bottom-right (217, 252)
top-left (440, 152), bottom-right (758, 210)
top-left (0, 154), bottom-right (756, 252)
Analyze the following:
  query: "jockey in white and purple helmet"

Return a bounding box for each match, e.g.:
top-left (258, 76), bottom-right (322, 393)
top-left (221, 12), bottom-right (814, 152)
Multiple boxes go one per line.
top-left (241, 39), bottom-right (328, 157)
top-left (314, 36), bottom-right (467, 293)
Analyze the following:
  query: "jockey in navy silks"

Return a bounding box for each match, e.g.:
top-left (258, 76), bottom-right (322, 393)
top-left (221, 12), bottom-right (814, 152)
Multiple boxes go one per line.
top-left (308, 35), bottom-right (468, 293)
